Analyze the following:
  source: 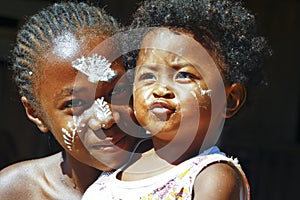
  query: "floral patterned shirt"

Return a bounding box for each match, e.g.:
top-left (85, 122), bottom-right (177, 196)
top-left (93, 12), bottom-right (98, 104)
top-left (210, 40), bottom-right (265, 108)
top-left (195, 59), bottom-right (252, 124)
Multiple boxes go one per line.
top-left (82, 146), bottom-right (250, 200)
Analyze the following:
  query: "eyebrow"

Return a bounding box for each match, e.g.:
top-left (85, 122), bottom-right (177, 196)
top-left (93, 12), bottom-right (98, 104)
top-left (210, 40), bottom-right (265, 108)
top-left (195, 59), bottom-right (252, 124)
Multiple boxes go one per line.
top-left (137, 61), bottom-right (193, 73)
top-left (54, 87), bottom-right (87, 101)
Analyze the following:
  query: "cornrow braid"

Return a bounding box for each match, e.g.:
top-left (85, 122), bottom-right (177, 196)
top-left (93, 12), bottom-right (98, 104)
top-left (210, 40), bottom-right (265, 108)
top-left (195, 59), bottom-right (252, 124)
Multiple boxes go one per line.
top-left (11, 2), bottom-right (119, 112)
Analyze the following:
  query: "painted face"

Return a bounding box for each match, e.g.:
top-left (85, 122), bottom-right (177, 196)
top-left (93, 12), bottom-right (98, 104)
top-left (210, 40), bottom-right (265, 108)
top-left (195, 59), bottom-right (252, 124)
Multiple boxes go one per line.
top-left (133, 28), bottom-right (226, 161)
top-left (35, 31), bottom-right (138, 170)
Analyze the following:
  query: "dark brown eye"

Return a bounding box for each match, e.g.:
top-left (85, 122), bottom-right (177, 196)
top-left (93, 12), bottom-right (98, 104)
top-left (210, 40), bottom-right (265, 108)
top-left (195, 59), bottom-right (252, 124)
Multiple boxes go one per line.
top-left (64, 99), bottom-right (85, 108)
top-left (139, 73), bottom-right (156, 81)
top-left (175, 72), bottom-right (195, 80)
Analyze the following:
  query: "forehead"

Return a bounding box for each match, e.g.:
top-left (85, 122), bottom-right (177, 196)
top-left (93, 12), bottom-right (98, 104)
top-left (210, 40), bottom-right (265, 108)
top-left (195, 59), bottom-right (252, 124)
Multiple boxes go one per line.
top-left (139, 28), bottom-right (214, 63)
top-left (35, 30), bottom-right (125, 88)
top-left (140, 28), bottom-right (193, 56)
top-left (139, 28), bottom-right (216, 67)
top-left (37, 29), bottom-right (122, 69)
top-left (50, 31), bottom-right (109, 60)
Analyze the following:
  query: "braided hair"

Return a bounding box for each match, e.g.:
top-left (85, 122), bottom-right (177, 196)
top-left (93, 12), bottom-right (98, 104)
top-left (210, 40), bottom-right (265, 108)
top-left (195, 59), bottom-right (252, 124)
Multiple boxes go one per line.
top-left (11, 2), bottom-right (119, 112)
top-left (129, 0), bottom-right (272, 86)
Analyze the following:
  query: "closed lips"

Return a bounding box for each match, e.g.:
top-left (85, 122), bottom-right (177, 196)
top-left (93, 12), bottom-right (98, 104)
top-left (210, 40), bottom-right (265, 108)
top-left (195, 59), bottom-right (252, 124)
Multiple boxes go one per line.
top-left (150, 101), bottom-right (175, 115)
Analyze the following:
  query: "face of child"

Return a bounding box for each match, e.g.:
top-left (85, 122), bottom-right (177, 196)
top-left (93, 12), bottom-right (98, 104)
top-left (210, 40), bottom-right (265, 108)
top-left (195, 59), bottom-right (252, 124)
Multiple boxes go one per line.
top-left (134, 28), bottom-right (227, 159)
top-left (31, 31), bottom-right (138, 170)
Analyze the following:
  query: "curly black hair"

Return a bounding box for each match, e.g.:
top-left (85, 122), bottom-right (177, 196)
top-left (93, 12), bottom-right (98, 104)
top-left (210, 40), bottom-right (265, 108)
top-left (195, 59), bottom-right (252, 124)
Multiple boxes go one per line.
top-left (128, 0), bottom-right (272, 86)
top-left (11, 2), bottom-right (119, 113)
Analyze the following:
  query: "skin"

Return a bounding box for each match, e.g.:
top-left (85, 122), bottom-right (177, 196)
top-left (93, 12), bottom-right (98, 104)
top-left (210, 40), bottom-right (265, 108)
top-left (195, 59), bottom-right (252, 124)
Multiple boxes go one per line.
top-left (0, 29), bottom-right (139, 200)
top-left (125, 28), bottom-right (247, 199)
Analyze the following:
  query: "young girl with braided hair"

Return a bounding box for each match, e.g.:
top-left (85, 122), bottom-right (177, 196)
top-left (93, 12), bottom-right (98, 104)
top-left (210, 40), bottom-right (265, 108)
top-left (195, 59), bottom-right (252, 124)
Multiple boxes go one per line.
top-left (0, 2), bottom-right (143, 199)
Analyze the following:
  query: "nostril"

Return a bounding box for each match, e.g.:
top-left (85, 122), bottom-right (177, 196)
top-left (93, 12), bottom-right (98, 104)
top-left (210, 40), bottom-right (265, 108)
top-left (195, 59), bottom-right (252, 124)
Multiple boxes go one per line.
top-left (153, 87), bottom-right (174, 99)
top-left (164, 93), bottom-right (174, 99)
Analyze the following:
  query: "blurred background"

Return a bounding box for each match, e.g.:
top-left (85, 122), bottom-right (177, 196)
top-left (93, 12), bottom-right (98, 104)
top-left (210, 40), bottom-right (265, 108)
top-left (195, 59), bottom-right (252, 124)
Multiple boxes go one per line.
top-left (0, 0), bottom-right (299, 199)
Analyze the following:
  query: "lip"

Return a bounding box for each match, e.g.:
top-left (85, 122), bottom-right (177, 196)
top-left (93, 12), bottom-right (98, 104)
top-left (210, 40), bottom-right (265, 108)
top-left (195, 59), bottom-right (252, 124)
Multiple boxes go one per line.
top-left (88, 137), bottom-right (125, 153)
top-left (85, 125), bottom-right (128, 152)
top-left (149, 100), bottom-right (175, 120)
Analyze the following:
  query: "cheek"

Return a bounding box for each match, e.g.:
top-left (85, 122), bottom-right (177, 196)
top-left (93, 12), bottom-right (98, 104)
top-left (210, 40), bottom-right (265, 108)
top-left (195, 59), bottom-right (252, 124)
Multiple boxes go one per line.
top-left (134, 88), bottom-right (148, 108)
top-left (45, 113), bottom-right (77, 149)
top-left (133, 89), bottom-right (149, 123)
top-left (187, 84), bottom-right (211, 107)
top-left (178, 88), bottom-right (211, 119)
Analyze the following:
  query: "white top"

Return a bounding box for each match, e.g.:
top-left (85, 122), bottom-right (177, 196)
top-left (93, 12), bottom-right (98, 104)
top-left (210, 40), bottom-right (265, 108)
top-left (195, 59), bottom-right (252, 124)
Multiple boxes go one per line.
top-left (82, 148), bottom-right (250, 200)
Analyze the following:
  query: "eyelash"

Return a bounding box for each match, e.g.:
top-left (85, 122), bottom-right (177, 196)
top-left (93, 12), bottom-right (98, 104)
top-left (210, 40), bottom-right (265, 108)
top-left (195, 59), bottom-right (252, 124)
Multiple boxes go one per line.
top-left (139, 73), bottom-right (156, 81)
top-left (138, 72), bottom-right (196, 83)
top-left (68, 99), bottom-right (86, 107)
top-left (63, 99), bottom-right (87, 115)
top-left (175, 72), bottom-right (196, 80)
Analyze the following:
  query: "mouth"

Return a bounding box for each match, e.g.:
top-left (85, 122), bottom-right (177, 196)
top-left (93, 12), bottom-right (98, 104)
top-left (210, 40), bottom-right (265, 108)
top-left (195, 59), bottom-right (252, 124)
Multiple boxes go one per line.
top-left (88, 135), bottom-right (126, 152)
top-left (150, 100), bottom-right (175, 121)
top-left (87, 125), bottom-right (128, 152)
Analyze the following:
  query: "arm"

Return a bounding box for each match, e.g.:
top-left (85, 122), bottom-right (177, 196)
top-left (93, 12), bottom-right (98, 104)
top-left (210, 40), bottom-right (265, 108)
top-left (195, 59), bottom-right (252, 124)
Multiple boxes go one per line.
top-left (193, 162), bottom-right (244, 200)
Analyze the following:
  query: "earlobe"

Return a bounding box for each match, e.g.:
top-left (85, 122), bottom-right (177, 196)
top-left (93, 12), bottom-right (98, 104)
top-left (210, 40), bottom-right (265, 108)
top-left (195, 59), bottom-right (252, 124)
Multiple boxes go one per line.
top-left (225, 83), bottom-right (246, 118)
top-left (21, 96), bottom-right (49, 133)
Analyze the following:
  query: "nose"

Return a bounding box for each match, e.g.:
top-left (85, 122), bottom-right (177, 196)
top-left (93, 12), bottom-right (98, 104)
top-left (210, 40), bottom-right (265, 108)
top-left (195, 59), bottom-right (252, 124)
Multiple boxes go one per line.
top-left (87, 114), bottom-right (115, 130)
top-left (153, 84), bottom-right (175, 99)
top-left (89, 103), bottom-right (118, 131)
top-left (77, 98), bottom-right (116, 132)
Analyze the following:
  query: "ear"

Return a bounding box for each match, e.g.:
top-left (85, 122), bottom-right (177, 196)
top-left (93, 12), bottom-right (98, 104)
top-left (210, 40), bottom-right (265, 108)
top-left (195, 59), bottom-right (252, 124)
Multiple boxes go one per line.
top-left (225, 83), bottom-right (246, 118)
top-left (21, 96), bottom-right (49, 133)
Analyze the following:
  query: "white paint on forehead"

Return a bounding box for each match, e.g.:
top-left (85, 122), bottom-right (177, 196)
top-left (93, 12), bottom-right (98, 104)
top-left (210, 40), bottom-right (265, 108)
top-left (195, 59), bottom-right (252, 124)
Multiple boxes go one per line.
top-left (52, 32), bottom-right (80, 59)
top-left (71, 53), bottom-right (117, 83)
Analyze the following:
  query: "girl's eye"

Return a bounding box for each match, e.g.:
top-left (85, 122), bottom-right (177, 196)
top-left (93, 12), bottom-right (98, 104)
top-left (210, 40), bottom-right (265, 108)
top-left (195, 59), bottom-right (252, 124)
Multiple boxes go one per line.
top-left (139, 73), bottom-right (156, 81)
top-left (64, 99), bottom-right (85, 109)
top-left (175, 72), bottom-right (195, 80)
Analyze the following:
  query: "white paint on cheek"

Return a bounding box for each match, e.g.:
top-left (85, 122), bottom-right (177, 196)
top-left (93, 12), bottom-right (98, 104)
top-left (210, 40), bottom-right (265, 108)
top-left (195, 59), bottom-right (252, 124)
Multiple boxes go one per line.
top-left (201, 89), bottom-right (212, 97)
top-left (52, 32), bottom-right (79, 59)
top-left (195, 83), bottom-right (212, 110)
top-left (62, 127), bottom-right (75, 151)
top-left (196, 82), bottom-right (212, 97)
top-left (94, 97), bottom-right (113, 128)
top-left (61, 120), bottom-right (78, 151)
top-left (71, 53), bottom-right (117, 83)
top-left (190, 90), bottom-right (197, 99)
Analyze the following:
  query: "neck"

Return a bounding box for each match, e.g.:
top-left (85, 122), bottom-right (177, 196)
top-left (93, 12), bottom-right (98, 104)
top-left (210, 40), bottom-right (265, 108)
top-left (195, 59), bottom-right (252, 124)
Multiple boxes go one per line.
top-left (60, 151), bottom-right (101, 193)
top-left (152, 138), bottom-right (200, 165)
top-left (120, 148), bottom-right (174, 181)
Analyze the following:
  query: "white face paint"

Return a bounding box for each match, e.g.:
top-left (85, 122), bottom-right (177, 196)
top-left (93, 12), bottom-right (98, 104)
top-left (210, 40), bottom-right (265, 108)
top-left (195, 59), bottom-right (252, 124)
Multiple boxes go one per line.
top-left (71, 53), bottom-right (117, 83)
top-left (62, 120), bottom-right (78, 151)
top-left (201, 89), bottom-right (212, 97)
top-left (94, 97), bottom-right (113, 128)
top-left (52, 32), bottom-right (80, 59)
top-left (70, 97), bottom-right (114, 136)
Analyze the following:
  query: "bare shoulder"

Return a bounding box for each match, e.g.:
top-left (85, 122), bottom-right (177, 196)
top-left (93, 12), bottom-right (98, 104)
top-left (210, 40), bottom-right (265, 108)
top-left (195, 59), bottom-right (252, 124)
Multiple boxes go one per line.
top-left (0, 153), bottom-right (61, 200)
top-left (193, 162), bottom-right (244, 200)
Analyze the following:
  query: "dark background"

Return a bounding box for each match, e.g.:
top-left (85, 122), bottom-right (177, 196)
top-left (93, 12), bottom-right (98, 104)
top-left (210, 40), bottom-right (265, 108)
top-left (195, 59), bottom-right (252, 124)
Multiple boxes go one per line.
top-left (0, 0), bottom-right (299, 199)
